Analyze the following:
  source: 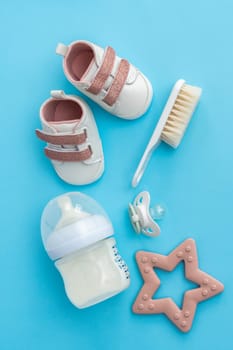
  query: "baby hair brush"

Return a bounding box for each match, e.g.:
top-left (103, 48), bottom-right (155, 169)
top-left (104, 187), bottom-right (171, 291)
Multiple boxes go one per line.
top-left (132, 79), bottom-right (202, 187)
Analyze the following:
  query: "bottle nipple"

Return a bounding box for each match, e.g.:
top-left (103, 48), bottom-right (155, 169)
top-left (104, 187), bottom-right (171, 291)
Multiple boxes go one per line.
top-left (56, 195), bottom-right (90, 229)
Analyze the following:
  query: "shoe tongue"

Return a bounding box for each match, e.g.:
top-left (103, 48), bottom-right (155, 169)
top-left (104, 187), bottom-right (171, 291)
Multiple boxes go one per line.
top-left (81, 48), bottom-right (113, 90)
top-left (49, 120), bottom-right (80, 133)
top-left (81, 58), bottom-right (99, 83)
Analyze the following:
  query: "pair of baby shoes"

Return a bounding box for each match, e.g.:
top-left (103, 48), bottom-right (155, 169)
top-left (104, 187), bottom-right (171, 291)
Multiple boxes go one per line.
top-left (36, 40), bottom-right (153, 185)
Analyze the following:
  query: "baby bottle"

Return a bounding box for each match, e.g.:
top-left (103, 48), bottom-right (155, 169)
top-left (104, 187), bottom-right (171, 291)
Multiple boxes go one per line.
top-left (41, 192), bottom-right (130, 308)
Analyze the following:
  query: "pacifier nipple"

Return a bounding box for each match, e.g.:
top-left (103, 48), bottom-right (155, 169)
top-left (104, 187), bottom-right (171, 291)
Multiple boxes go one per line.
top-left (149, 204), bottom-right (166, 220)
top-left (128, 191), bottom-right (165, 237)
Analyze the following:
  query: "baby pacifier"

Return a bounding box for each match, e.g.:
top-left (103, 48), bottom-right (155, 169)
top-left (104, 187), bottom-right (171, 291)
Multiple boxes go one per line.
top-left (128, 191), bottom-right (165, 237)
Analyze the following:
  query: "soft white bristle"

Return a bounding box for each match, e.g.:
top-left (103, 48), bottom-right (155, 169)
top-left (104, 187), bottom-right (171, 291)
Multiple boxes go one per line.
top-left (161, 84), bottom-right (202, 148)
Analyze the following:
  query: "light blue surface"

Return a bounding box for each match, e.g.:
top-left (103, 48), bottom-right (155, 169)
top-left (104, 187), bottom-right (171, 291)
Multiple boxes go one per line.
top-left (1, 0), bottom-right (232, 349)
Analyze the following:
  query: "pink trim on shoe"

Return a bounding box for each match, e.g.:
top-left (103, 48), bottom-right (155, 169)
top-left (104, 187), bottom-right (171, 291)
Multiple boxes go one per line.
top-left (103, 59), bottom-right (130, 106)
top-left (64, 42), bottom-right (94, 81)
top-left (36, 129), bottom-right (87, 145)
top-left (45, 147), bottom-right (92, 162)
top-left (87, 46), bottom-right (115, 95)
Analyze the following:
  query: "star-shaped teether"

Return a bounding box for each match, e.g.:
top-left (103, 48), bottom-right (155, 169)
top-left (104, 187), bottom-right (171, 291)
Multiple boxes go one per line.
top-left (132, 238), bottom-right (224, 332)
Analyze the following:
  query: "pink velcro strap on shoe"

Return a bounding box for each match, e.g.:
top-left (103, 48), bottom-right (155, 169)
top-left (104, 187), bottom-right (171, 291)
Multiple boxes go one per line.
top-left (45, 147), bottom-right (92, 162)
top-left (36, 129), bottom-right (87, 145)
top-left (103, 59), bottom-right (130, 106)
top-left (87, 46), bottom-right (115, 95)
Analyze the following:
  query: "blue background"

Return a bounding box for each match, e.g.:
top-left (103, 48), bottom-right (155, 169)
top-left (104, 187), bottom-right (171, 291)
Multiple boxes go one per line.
top-left (1, 0), bottom-right (232, 349)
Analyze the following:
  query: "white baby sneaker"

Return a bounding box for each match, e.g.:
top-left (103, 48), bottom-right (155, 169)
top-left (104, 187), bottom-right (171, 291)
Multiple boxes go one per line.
top-left (36, 90), bottom-right (104, 185)
top-left (56, 40), bottom-right (153, 119)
